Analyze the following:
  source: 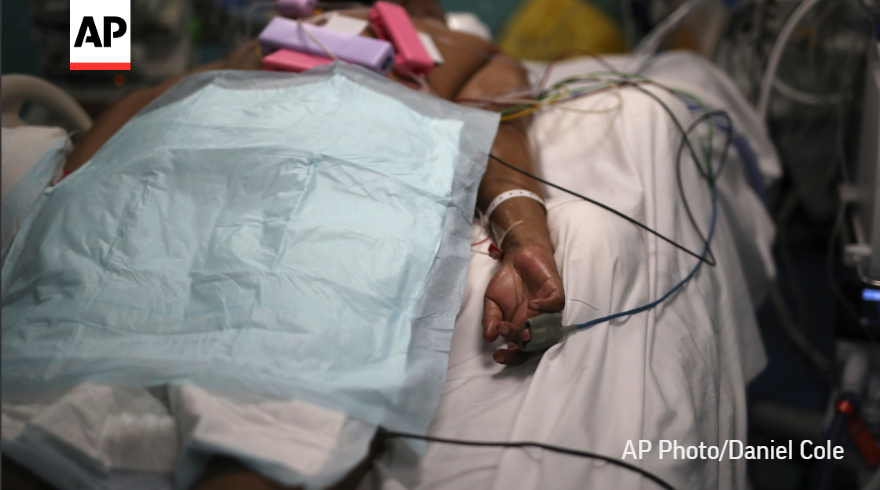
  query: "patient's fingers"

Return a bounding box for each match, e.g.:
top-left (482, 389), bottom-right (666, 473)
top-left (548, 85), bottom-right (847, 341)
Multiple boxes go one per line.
top-left (482, 297), bottom-right (503, 342)
top-left (493, 343), bottom-right (527, 365)
top-left (497, 321), bottom-right (518, 342)
top-left (529, 287), bottom-right (565, 312)
top-left (527, 272), bottom-right (565, 313)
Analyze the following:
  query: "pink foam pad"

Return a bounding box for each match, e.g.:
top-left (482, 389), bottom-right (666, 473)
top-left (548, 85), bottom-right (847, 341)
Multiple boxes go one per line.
top-left (262, 48), bottom-right (333, 73)
top-left (369, 1), bottom-right (434, 77)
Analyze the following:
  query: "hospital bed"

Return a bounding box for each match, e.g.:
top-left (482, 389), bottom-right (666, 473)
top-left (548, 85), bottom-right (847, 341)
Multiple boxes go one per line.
top-left (1, 51), bottom-right (778, 490)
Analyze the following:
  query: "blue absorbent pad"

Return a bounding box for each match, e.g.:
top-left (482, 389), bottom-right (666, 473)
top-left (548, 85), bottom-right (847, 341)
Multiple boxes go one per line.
top-left (1, 64), bottom-right (499, 435)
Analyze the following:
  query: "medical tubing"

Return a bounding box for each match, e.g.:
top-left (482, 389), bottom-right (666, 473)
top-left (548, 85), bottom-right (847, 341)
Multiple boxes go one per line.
top-left (757, 0), bottom-right (825, 119)
top-left (812, 394), bottom-right (859, 490)
top-left (674, 110), bottom-right (734, 267)
top-left (678, 95), bottom-right (766, 204)
top-left (382, 431), bottom-right (677, 490)
top-left (577, 112), bottom-right (727, 331)
top-left (578, 181), bottom-right (716, 330)
top-left (633, 0), bottom-right (710, 59)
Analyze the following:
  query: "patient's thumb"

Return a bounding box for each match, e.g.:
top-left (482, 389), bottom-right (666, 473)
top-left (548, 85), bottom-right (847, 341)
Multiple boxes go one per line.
top-left (530, 292), bottom-right (564, 312)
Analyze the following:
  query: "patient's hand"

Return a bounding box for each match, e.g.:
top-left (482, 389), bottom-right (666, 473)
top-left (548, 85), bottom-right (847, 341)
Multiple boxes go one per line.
top-left (482, 245), bottom-right (564, 365)
top-left (459, 48), bottom-right (562, 365)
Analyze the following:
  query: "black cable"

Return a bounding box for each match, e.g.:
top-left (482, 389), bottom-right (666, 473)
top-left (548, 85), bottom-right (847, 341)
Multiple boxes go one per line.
top-left (489, 153), bottom-right (713, 266)
top-left (674, 110), bottom-right (735, 268)
top-left (382, 430), bottom-right (677, 490)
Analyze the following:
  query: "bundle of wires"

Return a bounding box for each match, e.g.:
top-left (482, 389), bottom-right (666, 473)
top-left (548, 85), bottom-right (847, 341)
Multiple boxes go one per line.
top-left (491, 86), bottom-right (728, 333)
top-left (384, 71), bottom-right (734, 490)
top-left (469, 71), bottom-right (726, 269)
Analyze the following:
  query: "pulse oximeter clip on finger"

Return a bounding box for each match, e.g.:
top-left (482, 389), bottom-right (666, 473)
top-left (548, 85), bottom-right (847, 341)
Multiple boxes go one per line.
top-left (516, 313), bottom-right (577, 353)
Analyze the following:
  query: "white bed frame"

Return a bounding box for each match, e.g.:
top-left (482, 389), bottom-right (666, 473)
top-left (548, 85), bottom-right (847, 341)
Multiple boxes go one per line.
top-left (1, 74), bottom-right (92, 132)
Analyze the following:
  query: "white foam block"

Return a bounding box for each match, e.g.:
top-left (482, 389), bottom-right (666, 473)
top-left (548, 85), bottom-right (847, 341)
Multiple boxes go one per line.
top-left (418, 32), bottom-right (444, 65)
top-left (323, 14), bottom-right (368, 36)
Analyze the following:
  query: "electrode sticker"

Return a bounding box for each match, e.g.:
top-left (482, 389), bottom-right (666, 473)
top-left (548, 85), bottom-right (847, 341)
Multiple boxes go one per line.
top-left (70, 0), bottom-right (130, 70)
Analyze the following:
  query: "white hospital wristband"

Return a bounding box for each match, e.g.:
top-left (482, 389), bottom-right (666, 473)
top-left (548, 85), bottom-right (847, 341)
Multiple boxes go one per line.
top-left (485, 189), bottom-right (546, 220)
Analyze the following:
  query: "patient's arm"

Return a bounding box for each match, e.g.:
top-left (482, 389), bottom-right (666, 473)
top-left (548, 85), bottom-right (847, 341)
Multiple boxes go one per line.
top-left (456, 55), bottom-right (565, 365)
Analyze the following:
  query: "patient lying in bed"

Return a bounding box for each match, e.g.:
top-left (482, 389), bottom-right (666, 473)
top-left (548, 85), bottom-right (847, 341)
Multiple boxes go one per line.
top-left (6, 1), bottom-right (566, 488)
top-left (4, 1), bottom-right (776, 489)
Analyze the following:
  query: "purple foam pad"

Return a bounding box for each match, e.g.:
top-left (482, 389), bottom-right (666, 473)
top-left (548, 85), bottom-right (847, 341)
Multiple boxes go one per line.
top-left (258, 17), bottom-right (395, 75)
top-left (277, 0), bottom-right (316, 18)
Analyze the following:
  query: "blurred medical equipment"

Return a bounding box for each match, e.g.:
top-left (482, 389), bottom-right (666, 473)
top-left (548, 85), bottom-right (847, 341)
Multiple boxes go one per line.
top-left (808, 39), bottom-right (880, 490)
top-left (633, 0), bottom-right (709, 60)
top-left (710, 0), bottom-right (874, 350)
top-left (810, 343), bottom-right (880, 490)
top-left (756, 0), bottom-right (835, 119)
top-left (1, 74), bottom-right (92, 133)
top-left (852, 40), bottom-right (880, 284)
top-left (707, 0), bottom-right (880, 486)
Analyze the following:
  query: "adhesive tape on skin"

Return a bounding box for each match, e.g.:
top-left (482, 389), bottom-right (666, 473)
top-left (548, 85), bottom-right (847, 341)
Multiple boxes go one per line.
top-left (485, 189), bottom-right (546, 220)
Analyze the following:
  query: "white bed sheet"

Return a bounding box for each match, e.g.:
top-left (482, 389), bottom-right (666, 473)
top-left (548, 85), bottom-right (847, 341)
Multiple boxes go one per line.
top-left (360, 53), bottom-right (777, 490)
